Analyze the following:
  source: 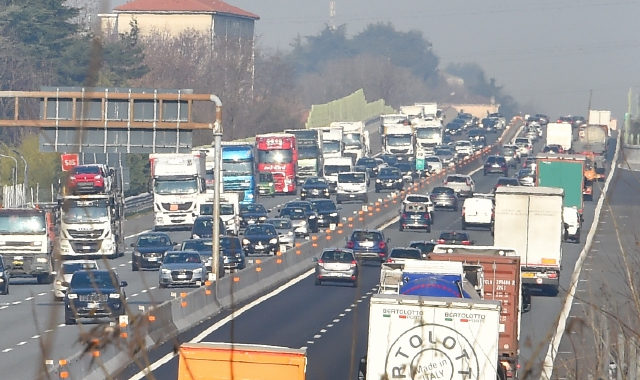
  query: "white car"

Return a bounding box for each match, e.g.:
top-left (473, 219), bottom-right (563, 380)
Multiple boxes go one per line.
top-left (454, 140), bottom-right (474, 156)
top-left (424, 156), bottom-right (443, 173)
top-left (402, 193), bottom-right (435, 221)
top-left (514, 137), bottom-right (533, 157)
top-left (444, 174), bottom-right (475, 198)
top-left (461, 196), bottom-right (494, 231)
top-left (53, 259), bottom-right (99, 301)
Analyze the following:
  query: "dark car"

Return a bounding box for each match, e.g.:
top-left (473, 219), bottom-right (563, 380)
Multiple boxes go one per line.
top-left (239, 203), bottom-right (268, 227)
top-left (300, 177), bottom-right (330, 200)
top-left (241, 224), bottom-right (279, 256)
top-left (386, 247), bottom-right (425, 264)
top-left (434, 146), bottom-right (457, 167)
top-left (542, 144), bottom-right (564, 154)
top-left (64, 269), bottom-right (127, 325)
top-left (437, 231), bottom-right (474, 245)
top-left (471, 138), bottom-right (487, 151)
top-left (409, 241), bottom-right (438, 256)
top-left (346, 229), bottom-right (390, 262)
top-left (375, 167), bottom-right (403, 192)
top-left (356, 157), bottom-right (381, 177)
top-left (313, 248), bottom-right (359, 287)
top-left (571, 115), bottom-right (586, 128)
top-left (483, 155), bottom-right (508, 176)
top-left (281, 201), bottom-right (319, 233)
top-left (220, 236), bottom-right (246, 272)
top-left (379, 154), bottom-right (398, 167)
top-left (394, 162), bottom-right (418, 183)
top-left (279, 207), bottom-right (312, 237)
top-left (131, 232), bottom-right (174, 271)
top-left (557, 116), bottom-right (572, 124)
top-left (493, 177), bottom-right (521, 193)
top-left (399, 202), bottom-right (432, 232)
top-left (516, 168), bottom-right (536, 186)
top-left (352, 165), bottom-right (371, 186)
top-left (310, 199), bottom-right (341, 228)
top-left (445, 121), bottom-right (463, 135)
top-left (467, 128), bottom-right (486, 142)
top-left (0, 256), bottom-right (8, 295)
top-left (534, 114), bottom-right (549, 125)
top-left (429, 186), bottom-right (459, 211)
top-left (480, 117), bottom-right (498, 132)
top-left (179, 238), bottom-right (231, 274)
top-left (191, 216), bottom-right (225, 239)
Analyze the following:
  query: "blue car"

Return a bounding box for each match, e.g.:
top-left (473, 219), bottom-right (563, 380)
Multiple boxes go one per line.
top-left (64, 270), bottom-right (127, 325)
top-left (131, 232), bottom-right (174, 271)
top-left (375, 167), bottom-right (403, 193)
top-left (239, 204), bottom-right (268, 227)
top-left (346, 229), bottom-right (390, 262)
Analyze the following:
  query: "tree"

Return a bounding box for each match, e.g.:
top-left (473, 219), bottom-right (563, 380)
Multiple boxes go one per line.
top-left (101, 21), bottom-right (149, 86)
top-left (289, 25), bottom-right (354, 74)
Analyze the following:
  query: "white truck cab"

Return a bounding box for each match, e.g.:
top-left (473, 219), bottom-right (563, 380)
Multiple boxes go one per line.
top-left (323, 157), bottom-right (353, 192)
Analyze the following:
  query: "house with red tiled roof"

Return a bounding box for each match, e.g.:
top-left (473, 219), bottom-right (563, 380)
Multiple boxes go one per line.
top-left (99, 0), bottom-right (259, 40)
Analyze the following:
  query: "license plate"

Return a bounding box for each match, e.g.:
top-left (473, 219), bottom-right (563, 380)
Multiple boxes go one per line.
top-left (177, 274), bottom-right (187, 279)
top-left (14, 256), bottom-right (23, 261)
top-left (386, 183), bottom-right (392, 187)
top-left (87, 302), bottom-right (99, 309)
top-left (522, 273), bottom-right (535, 278)
top-left (147, 257), bottom-right (158, 262)
top-left (349, 194), bottom-right (355, 198)
top-left (411, 215), bottom-right (420, 219)
top-left (83, 246), bottom-right (92, 250)
top-left (170, 204), bottom-right (178, 211)
top-left (361, 242), bottom-right (374, 248)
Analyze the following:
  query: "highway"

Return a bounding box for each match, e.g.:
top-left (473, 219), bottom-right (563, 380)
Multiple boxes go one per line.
top-left (106, 124), bottom-right (616, 380)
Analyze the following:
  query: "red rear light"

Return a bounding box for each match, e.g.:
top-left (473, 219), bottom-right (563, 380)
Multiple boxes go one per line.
top-left (387, 258), bottom-right (393, 263)
top-left (424, 213), bottom-right (430, 219)
top-left (444, 181), bottom-right (448, 185)
top-left (317, 259), bottom-right (324, 267)
top-left (462, 240), bottom-right (471, 245)
top-left (548, 272), bottom-right (558, 279)
top-left (346, 241), bottom-right (354, 249)
top-left (402, 213), bottom-right (407, 219)
top-left (461, 207), bottom-right (465, 216)
top-left (449, 196), bottom-right (456, 200)
top-left (350, 260), bottom-right (357, 268)
top-left (378, 241), bottom-right (386, 249)
top-left (437, 239), bottom-right (445, 244)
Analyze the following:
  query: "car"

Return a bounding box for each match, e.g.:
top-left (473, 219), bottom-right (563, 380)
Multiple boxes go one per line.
top-left (514, 137), bottom-right (533, 157)
top-left (461, 196), bottom-right (494, 231)
top-left (352, 165), bottom-right (371, 186)
top-left (336, 171), bottom-right (368, 204)
top-left (492, 177), bottom-right (521, 193)
top-left (300, 177), bottom-right (330, 200)
top-left (385, 247), bottom-right (425, 264)
top-left (522, 157), bottom-right (537, 171)
top-left (313, 248), bottom-right (359, 287)
top-left (409, 240), bottom-right (438, 256)
top-left (571, 116), bottom-right (586, 129)
top-left (191, 215), bottom-right (225, 239)
top-left (483, 155), bottom-right (508, 176)
top-left (218, 202), bottom-right (240, 236)
top-left (241, 224), bottom-right (279, 255)
top-left (279, 207), bottom-right (311, 237)
top-left (399, 202), bottom-right (432, 232)
top-left (53, 259), bottom-right (99, 301)
top-left (479, 117), bottom-right (498, 132)
top-left (542, 144), bottom-right (564, 154)
top-left (310, 199), bottom-right (341, 228)
top-left (159, 250), bottom-right (207, 288)
top-left (0, 256), bottom-right (7, 295)
top-left (257, 171), bottom-right (276, 197)
top-left (356, 157), bottom-right (384, 177)
top-left (434, 146), bottom-right (457, 167)
top-left (424, 156), bottom-right (443, 173)
top-left (429, 186), bottom-right (459, 211)
top-left (471, 139), bottom-right (486, 151)
top-left (375, 167), bottom-right (403, 192)
top-left (265, 218), bottom-right (295, 250)
top-left (179, 238), bottom-right (227, 274)
top-left (454, 140), bottom-right (474, 157)
top-left (525, 128), bottom-right (539, 142)
top-left (239, 203), bottom-right (268, 227)
top-left (437, 231), bottom-right (474, 245)
top-left (403, 194), bottom-right (435, 221)
top-left (346, 229), bottom-right (390, 262)
top-left (394, 162), bottom-right (418, 183)
top-left (67, 164), bottom-right (113, 195)
top-left (467, 128), bottom-right (486, 142)
top-left (442, 135), bottom-right (453, 145)
top-left (534, 114), bottom-right (549, 125)
top-left (64, 269), bottom-right (127, 325)
top-left (444, 121), bottom-right (463, 135)
top-left (280, 201), bottom-right (319, 232)
top-left (131, 232), bottom-right (174, 271)
top-left (501, 144), bottom-right (520, 168)
top-left (557, 116), bottom-right (572, 124)
top-left (488, 113), bottom-right (506, 129)
top-left (457, 113), bottom-right (475, 128)
top-left (378, 154), bottom-right (398, 167)
top-left (220, 236), bottom-right (247, 272)
top-left (516, 168), bottom-right (536, 186)
top-left (443, 174), bottom-right (475, 198)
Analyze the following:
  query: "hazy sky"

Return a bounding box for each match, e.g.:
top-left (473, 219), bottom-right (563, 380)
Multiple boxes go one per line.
top-left (110, 0), bottom-right (640, 120)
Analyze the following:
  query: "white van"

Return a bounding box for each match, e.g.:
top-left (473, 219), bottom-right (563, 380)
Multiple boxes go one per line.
top-left (461, 196), bottom-right (494, 231)
top-left (336, 171), bottom-right (368, 204)
top-left (563, 206), bottom-right (581, 243)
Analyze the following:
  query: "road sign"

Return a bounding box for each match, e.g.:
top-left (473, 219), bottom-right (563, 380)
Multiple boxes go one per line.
top-left (61, 153), bottom-right (79, 171)
top-left (416, 149), bottom-right (426, 171)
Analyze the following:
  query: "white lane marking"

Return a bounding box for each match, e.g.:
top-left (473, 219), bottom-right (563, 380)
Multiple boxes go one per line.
top-left (38, 293), bottom-right (47, 296)
top-left (306, 341), bottom-right (314, 344)
top-left (327, 324), bottom-right (333, 328)
top-left (150, 286), bottom-right (157, 290)
top-left (25, 297), bottom-right (34, 301)
top-left (11, 301), bottom-right (20, 305)
top-left (320, 329), bottom-right (327, 333)
top-left (333, 319), bottom-right (340, 322)
top-left (2, 349), bottom-right (11, 353)
top-left (45, 329), bottom-right (53, 333)
top-left (345, 308), bottom-right (352, 312)
top-left (339, 313), bottom-right (345, 317)
top-left (313, 334), bottom-right (321, 338)
top-left (0, 306), bottom-right (8, 310)
top-left (16, 341), bottom-right (26, 346)
top-left (125, 230), bottom-right (152, 239)
top-left (129, 268), bottom-right (315, 380)
top-left (141, 289), bottom-right (148, 293)
top-left (131, 293), bottom-right (139, 297)
top-left (119, 264), bottom-right (126, 267)
top-left (57, 324), bottom-right (65, 328)
top-left (31, 335), bottom-right (39, 339)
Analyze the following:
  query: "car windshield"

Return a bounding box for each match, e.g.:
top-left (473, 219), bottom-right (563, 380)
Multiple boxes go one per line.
top-left (409, 242), bottom-right (437, 254)
top-left (353, 166), bottom-right (367, 173)
top-left (439, 232), bottom-right (469, 241)
top-left (181, 240), bottom-right (212, 252)
top-left (194, 218), bottom-right (213, 229)
top-left (70, 271), bottom-right (117, 289)
top-left (73, 166), bottom-right (101, 174)
top-left (323, 141), bottom-right (341, 153)
top-left (163, 252), bottom-right (202, 264)
top-left (515, 138), bottom-right (529, 145)
top-left (240, 204), bottom-right (266, 214)
top-left (518, 169), bottom-right (534, 176)
top-left (498, 178), bottom-right (519, 186)
top-left (245, 225), bottom-right (276, 236)
top-left (320, 250), bottom-right (354, 262)
top-left (304, 177), bottom-right (326, 185)
top-left (424, 157), bottom-right (441, 163)
top-left (435, 148), bottom-right (453, 156)
top-left (280, 208), bottom-right (306, 219)
top-left (311, 200), bottom-right (336, 211)
top-left (338, 173), bottom-right (366, 183)
top-left (455, 141), bottom-right (471, 147)
top-left (351, 231), bottom-right (382, 241)
top-left (266, 219), bottom-right (292, 229)
top-left (395, 163), bottom-right (412, 172)
top-left (137, 235), bottom-right (171, 247)
top-left (357, 158), bottom-right (376, 167)
top-left (63, 262), bottom-right (98, 274)
top-left (380, 168), bottom-right (400, 176)
top-left (446, 176), bottom-right (467, 183)
top-left (502, 147), bottom-right (516, 155)
top-left (285, 203), bottom-right (312, 212)
top-left (390, 249), bottom-right (423, 259)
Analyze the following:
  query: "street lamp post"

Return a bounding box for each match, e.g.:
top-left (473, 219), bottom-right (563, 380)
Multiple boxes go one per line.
top-left (12, 150), bottom-right (27, 204)
top-left (0, 154), bottom-right (17, 207)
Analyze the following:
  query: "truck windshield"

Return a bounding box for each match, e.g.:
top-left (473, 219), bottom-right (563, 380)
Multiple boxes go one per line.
top-left (298, 146), bottom-right (318, 159)
top-left (0, 214), bottom-right (46, 234)
top-left (257, 150), bottom-right (292, 164)
top-left (323, 141), bottom-right (341, 153)
top-left (220, 204), bottom-right (234, 215)
top-left (387, 135), bottom-right (412, 146)
top-left (222, 160), bottom-right (253, 176)
top-left (416, 129), bottom-right (440, 139)
top-left (154, 179), bottom-right (198, 195)
top-left (63, 206), bottom-right (109, 224)
top-left (324, 165), bottom-right (351, 176)
top-left (343, 133), bottom-right (361, 147)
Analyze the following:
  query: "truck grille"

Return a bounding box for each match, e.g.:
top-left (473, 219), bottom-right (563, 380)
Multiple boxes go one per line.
top-left (71, 241), bottom-right (101, 253)
top-left (3, 241), bottom-right (34, 247)
top-left (79, 293), bottom-right (108, 302)
top-left (171, 270), bottom-right (193, 281)
top-left (161, 202), bottom-right (193, 211)
top-left (223, 180), bottom-right (251, 190)
top-left (390, 149), bottom-right (408, 154)
top-left (67, 229), bottom-right (104, 239)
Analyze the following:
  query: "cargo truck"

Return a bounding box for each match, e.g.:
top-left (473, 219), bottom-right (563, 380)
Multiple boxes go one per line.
top-left (316, 126), bottom-right (344, 160)
top-left (545, 122), bottom-right (573, 151)
top-left (575, 124), bottom-right (608, 180)
top-left (384, 124), bottom-right (414, 156)
top-left (399, 105), bottom-right (425, 124)
top-left (331, 121), bottom-right (370, 163)
top-left (380, 114), bottom-right (407, 138)
top-left (428, 245), bottom-right (525, 379)
top-left (536, 154), bottom-right (585, 214)
top-left (285, 129), bottom-right (323, 185)
top-left (588, 109), bottom-right (611, 127)
top-left (178, 342), bottom-right (307, 380)
top-left (360, 293), bottom-right (502, 380)
top-left (494, 186), bottom-right (564, 295)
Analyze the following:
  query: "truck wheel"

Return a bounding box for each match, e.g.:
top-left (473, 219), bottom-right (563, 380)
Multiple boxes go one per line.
top-left (159, 283), bottom-right (167, 289)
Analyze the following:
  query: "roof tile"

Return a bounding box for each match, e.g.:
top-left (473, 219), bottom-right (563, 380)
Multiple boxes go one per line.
top-left (114, 0), bottom-right (259, 20)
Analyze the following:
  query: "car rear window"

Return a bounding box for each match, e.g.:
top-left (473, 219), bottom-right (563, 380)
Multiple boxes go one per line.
top-left (439, 232), bottom-right (469, 240)
top-left (390, 249), bottom-right (423, 259)
top-left (446, 176), bottom-right (467, 183)
top-left (351, 231), bottom-right (382, 241)
top-left (73, 166), bottom-right (101, 174)
top-left (432, 187), bottom-right (454, 194)
top-left (498, 178), bottom-right (520, 186)
top-left (409, 242), bottom-right (437, 254)
top-left (321, 250), bottom-right (354, 262)
top-left (405, 195), bottom-right (430, 203)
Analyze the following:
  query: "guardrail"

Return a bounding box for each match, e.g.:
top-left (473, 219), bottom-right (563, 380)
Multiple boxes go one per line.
top-left (43, 117), bottom-right (523, 380)
top-left (124, 192), bottom-right (153, 216)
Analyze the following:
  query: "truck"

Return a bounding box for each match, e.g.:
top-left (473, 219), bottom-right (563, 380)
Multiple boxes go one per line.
top-left (149, 152), bottom-right (207, 230)
top-left (200, 192), bottom-right (240, 235)
top-left (331, 121), bottom-right (370, 163)
top-left (178, 342), bottom-right (307, 380)
top-left (378, 260), bottom-right (479, 297)
top-left (255, 134), bottom-right (298, 195)
top-left (399, 105), bottom-right (425, 124)
top-left (415, 124), bottom-right (443, 151)
top-left (220, 143), bottom-right (257, 204)
top-left (415, 102), bottom-right (439, 120)
top-left (494, 186), bottom-right (564, 295)
top-left (379, 113), bottom-right (407, 139)
top-left (361, 293), bottom-right (502, 380)
top-left (545, 122), bottom-right (573, 151)
top-left (315, 126), bottom-right (343, 160)
top-left (284, 129), bottom-right (323, 185)
top-left (588, 109), bottom-right (611, 127)
top-left (536, 154), bottom-right (586, 214)
top-left (428, 245), bottom-right (525, 379)
top-left (323, 156), bottom-right (353, 193)
top-left (0, 208), bottom-right (55, 284)
top-left (575, 124), bottom-right (608, 180)
top-left (384, 124), bottom-right (415, 156)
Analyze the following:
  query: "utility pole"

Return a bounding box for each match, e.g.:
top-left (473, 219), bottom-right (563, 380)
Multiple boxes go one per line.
top-left (12, 150), bottom-right (27, 204)
top-left (210, 96), bottom-right (223, 293)
top-left (587, 89), bottom-right (593, 114)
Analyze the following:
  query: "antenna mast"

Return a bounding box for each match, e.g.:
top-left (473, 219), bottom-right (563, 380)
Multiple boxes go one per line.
top-left (329, 1), bottom-right (336, 30)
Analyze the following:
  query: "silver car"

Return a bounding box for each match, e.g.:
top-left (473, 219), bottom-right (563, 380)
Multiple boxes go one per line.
top-left (444, 174), bottom-right (475, 198)
top-left (265, 218), bottom-right (296, 250)
top-left (53, 259), bottom-right (99, 301)
top-left (312, 248), bottom-right (359, 287)
top-left (159, 250), bottom-right (207, 288)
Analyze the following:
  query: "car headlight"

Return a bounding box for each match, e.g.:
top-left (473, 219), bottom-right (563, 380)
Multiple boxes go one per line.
top-left (235, 253), bottom-right (242, 258)
top-left (242, 238), bottom-right (250, 245)
top-left (246, 193), bottom-right (254, 199)
top-left (161, 268), bottom-right (171, 274)
top-left (259, 216), bottom-right (267, 221)
top-left (299, 220), bottom-right (307, 226)
top-left (287, 231), bottom-right (294, 236)
top-left (376, 179), bottom-right (381, 183)
top-left (67, 294), bottom-right (78, 299)
top-left (109, 293), bottom-right (121, 299)
top-left (134, 251), bottom-right (141, 256)
top-left (192, 234), bottom-right (200, 239)
top-left (308, 215), bottom-right (316, 219)
top-left (396, 178), bottom-right (403, 182)
top-left (269, 238), bottom-right (278, 244)
top-left (36, 257), bottom-right (48, 263)
top-left (330, 212), bottom-right (338, 217)
top-left (193, 268), bottom-right (203, 274)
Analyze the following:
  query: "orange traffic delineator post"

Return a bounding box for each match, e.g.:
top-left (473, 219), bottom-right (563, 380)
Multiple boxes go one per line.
top-left (233, 277), bottom-right (240, 282)
top-left (337, 230), bottom-right (343, 234)
top-left (181, 301), bottom-right (188, 307)
top-left (296, 242), bottom-right (302, 248)
top-left (296, 249), bottom-right (302, 255)
top-left (180, 292), bottom-right (187, 298)
top-left (255, 259), bottom-right (262, 264)
top-left (276, 258), bottom-right (282, 264)
top-left (276, 251), bottom-right (282, 256)
top-left (256, 267), bottom-right (262, 272)
top-left (338, 223), bottom-right (343, 228)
